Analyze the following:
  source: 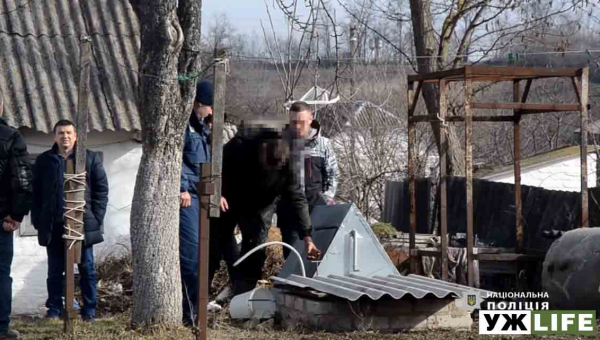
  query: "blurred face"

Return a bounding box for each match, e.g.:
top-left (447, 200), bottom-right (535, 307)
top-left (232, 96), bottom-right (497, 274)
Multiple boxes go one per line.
top-left (0, 98), bottom-right (3, 117)
top-left (54, 125), bottom-right (77, 153)
top-left (290, 110), bottom-right (313, 138)
top-left (194, 101), bottom-right (213, 120)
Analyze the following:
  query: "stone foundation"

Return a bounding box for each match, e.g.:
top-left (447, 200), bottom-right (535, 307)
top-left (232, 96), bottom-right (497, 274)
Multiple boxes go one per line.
top-left (277, 292), bottom-right (473, 332)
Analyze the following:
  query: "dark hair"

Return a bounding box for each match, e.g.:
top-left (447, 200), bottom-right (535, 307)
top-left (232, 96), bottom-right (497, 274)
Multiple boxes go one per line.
top-left (289, 101), bottom-right (312, 115)
top-left (53, 119), bottom-right (76, 133)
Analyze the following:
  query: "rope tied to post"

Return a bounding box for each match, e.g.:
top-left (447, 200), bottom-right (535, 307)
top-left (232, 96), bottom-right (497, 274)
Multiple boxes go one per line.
top-left (63, 172), bottom-right (87, 249)
top-left (214, 57), bottom-right (230, 75)
top-left (436, 113), bottom-right (448, 132)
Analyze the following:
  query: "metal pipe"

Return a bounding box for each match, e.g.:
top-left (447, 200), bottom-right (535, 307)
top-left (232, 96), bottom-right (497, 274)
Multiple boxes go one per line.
top-left (233, 241), bottom-right (307, 278)
top-left (351, 230), bottom-right (360, 272)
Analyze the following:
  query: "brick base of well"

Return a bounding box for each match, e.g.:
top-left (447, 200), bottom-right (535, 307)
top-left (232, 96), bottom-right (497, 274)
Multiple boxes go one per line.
top-left (276, 292), bottom-right (473, 332)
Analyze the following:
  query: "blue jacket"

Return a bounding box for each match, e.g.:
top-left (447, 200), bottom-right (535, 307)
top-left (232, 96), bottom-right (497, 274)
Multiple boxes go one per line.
top-left (180, 114), bottom-right (210, 196)
top-left (31, 143), bottom-right (109, 247)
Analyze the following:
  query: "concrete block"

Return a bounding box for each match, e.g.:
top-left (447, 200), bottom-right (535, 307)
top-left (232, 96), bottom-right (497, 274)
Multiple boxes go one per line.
top-left (354, 316), bottom-right (389, 331)
top-left (413, 298), bottom-right (451, 313)
top-left (435, 312), bottom-right (473, 330)
top-left (375, 299), bottom-right (414, 315)
top-left (310, 314), bottom-right (353, 332)
top-left (294, 296), bottom-right (304, 311)
top-left (277, 292), bottom-right (285, 307)
top-left (389, 314), bottom-right (431, 331)
top-left (305, 299), bottom-right (332, 315)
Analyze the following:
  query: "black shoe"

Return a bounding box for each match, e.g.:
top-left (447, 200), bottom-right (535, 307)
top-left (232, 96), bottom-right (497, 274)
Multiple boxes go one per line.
top-left (0, 330), bottom-right (21, 340)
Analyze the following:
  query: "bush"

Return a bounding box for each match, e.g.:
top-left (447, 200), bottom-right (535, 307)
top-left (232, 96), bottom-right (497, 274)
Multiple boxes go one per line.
top-left (370, 222), bottom-right (397, 240)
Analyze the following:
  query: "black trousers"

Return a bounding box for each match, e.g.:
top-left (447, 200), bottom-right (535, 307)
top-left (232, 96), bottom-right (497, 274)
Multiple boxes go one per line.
top-left (276, 193), bottom-right (326, 259)
top-left (209, 204), bottom-right (275, 296)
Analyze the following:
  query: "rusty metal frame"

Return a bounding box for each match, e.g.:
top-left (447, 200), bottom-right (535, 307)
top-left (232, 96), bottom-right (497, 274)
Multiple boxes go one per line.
top-left (406, 66), bottom-right (590, 287)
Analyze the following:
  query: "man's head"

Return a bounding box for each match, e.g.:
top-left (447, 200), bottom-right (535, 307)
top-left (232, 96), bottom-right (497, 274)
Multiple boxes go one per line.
top-left (289, 101), bottom-right (313, 138)
top-left (194, 80), bottom-right (213, 120)
top-left (53, 120), bottom-right (77, 153)
top-left (258, 130), bottom-right (290, 171)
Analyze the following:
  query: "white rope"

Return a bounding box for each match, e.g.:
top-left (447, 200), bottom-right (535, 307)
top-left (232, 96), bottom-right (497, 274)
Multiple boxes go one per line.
top-left (233, 241), bottom-right (307, 278)
top-left (63, 172), bottom-right (87, 249)
top-left (437, 113), bottom-right (448, 132)
top-left (214, 57), bottom-right (230, 75)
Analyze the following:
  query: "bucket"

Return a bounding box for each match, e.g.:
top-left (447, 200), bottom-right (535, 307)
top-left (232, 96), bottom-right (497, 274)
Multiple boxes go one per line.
top-left (230, 288), bottom-right (276, 320)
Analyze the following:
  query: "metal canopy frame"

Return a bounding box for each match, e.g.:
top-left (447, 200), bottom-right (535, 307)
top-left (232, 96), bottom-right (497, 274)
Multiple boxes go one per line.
top-left (406, 66), bottom-right (590, 287)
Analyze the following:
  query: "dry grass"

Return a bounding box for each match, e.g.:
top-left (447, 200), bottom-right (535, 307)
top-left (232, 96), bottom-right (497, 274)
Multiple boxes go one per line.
top-left (11, 314), bottom-right (591, 340)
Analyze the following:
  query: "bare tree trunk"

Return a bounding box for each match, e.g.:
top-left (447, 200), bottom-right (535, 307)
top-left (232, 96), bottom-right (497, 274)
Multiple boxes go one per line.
top-left (409, 0), bottom-right (465, 176)
top-left (129, 0), bottom-right (202, 327)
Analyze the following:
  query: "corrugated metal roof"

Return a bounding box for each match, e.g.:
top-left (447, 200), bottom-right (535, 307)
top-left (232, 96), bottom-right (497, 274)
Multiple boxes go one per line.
top-left (318, 101), bottom-right (401, 137)
top-left (271, 273), bottom-right (494, 302)
top-left (0, 0), bottom-right (141, 133)
top-left (476, 145), bottom-right (600, 179)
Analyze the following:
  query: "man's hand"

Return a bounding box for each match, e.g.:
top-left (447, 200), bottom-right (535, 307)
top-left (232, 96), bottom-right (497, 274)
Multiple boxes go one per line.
top-left (180, 192), bottom-right (192, 208)
top-left (220, 197), bottom-right (229, 212)
top-left (3, 216), bottom-right (20, 232)
top-left (304, 237), bottom-right (321, 260)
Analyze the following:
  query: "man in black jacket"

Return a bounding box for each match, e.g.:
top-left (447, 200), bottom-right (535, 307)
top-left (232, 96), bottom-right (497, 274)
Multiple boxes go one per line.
top-left (31, 120), bottom-right (109, 322)
top-left (209, 121), bottom-right (320, 296)
top-left (0, 90), bottom-right (33, 340)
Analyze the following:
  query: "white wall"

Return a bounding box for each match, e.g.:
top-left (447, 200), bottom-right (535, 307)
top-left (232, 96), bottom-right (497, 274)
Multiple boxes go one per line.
top-left (482, 154), bottom-right (597, 192)
top-left (11, 130), bottom-right (142, 315)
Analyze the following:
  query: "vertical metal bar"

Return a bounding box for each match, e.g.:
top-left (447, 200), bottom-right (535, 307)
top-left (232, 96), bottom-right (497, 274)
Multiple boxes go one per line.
top-left (514, 80), bottom-right (523, 253)
top-left (438, 79), bottom-right (448, 281)
top-left (197, 164), bottom-right (213, 340)
top-left (464, 70), bottom-right (474, 287)
top-left (580, 68), bottom-right (590, 228)
top-left (407, 81), bottom-right (417, 274)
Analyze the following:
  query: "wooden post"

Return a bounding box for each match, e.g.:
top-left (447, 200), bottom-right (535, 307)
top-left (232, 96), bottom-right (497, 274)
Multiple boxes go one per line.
top-left (407, 82), bottom-right (416, 274)
top-left (196, 164), bottom-right (213, 340)
top-left (64, 35), bottom-right (92, 333)
top-left (438, 79), bottom-right (448, 282)
top-left (464, 70), bottom-right (474, 288)
top-left (514, 80), bottom-right (523, 254)
top-left (196, 48), bottom-right (227, 340)
top-left (210, 48), bottom-right (226, 218)
top-left (580, 68), bottom-right (590, 228)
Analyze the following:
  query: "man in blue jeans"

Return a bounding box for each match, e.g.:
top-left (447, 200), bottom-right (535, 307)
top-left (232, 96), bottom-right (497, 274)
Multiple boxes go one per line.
top-left (32, 120), bottom-right (109, 322)
top-left (0, 89), bottom-right (33, 339)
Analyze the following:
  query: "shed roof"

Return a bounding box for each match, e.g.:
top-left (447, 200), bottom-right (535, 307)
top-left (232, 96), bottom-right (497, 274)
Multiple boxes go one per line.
top-left (477, 145), bottom-right (600, 179)
top-left (0, 0), bottom-right (141, 133)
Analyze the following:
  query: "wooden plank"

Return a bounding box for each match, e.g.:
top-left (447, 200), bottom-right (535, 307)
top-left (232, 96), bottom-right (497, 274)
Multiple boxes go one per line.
top-left (514, 80), bottom-right (523, 253)
top-left (578, 68), bottom-right (590, 228)
top-left (407, 81), bottom-right (422, 117)
top-left (439, 79), bottom-right (449, 281)
top-left (407, 67), bottom-right (466, 83)
top-left (209, 48), bottom-right (227, 218)
top-left (407, 79), bottom-right (416, 273)
top-left (464, 73), bottom-right (475, 287)
top-left (476, 253), bottom-right (545, 262)
top-left (471, 102), bottom-right (581, 112)
top-left (64, 162), bottom-right (76, 333)
top-left (409, 115), bottom-right (514, 123)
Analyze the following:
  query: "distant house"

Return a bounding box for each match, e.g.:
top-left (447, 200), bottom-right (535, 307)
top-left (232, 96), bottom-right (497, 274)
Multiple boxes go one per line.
top-left (0, 0), bottom-right (140, 315)
top-left (477, 146), bottom-right (598, 192)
